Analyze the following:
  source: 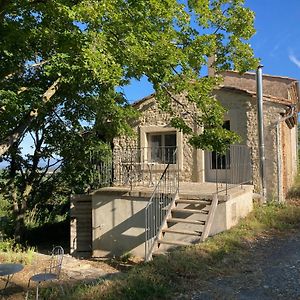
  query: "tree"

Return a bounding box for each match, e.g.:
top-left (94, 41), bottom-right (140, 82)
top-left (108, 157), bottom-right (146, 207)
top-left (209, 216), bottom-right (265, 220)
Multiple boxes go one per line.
top-left (0, 0), bottom-right (258, 240)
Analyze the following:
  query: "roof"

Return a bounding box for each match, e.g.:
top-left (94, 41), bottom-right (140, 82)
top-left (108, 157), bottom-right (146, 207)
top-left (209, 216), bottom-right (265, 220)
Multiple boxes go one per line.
top-left (131, 71), bottom-right (300, 108)
top-left (131, 93), bottom-right (155, 108)
top-left (223, 70), bottom-right (298, 82)
top-left (220, 70), bottom-right (299, 105)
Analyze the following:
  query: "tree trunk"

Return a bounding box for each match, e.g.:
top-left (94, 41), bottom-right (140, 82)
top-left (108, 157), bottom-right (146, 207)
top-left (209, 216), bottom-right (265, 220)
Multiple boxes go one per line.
top-left (13, 184), bottom-right (32, 243)
top-left (0, 122), bottom-right (30, 157)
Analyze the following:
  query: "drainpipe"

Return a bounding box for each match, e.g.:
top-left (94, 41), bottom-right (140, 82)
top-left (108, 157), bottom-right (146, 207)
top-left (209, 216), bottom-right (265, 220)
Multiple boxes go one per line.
top-left (275, 105), bottom-right (296, 202)
top-left (256, 65), bottom-right (267, 202)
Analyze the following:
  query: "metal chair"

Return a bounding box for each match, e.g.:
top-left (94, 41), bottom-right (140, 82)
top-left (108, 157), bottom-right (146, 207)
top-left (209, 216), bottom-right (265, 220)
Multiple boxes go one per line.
top-left (26, 246), bottom-right (64, 300)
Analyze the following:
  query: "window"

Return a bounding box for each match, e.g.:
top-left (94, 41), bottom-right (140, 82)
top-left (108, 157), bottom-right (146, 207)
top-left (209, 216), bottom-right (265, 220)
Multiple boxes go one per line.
top-left (147, 132), bottom-right (176, 164)
top-left (211, 120), bottom-right (231, 169)
top-left (140, 126), bottom-right (183, 170)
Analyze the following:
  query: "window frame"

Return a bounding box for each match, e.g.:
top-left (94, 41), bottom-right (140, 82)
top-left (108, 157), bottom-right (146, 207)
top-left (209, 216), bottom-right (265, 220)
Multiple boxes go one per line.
top-left (139, 125), bottom-right (183, 170)
top-left (147, 132), bottom-right (177, 164)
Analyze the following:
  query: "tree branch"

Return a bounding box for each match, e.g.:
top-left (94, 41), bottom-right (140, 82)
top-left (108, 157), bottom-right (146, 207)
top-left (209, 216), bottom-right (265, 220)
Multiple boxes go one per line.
top-left (0, 78), bottom-right (60, 157)
top-left (162, 86), bottom-right (196, 121)
top-left (43, 78), bottom-right (60, 103)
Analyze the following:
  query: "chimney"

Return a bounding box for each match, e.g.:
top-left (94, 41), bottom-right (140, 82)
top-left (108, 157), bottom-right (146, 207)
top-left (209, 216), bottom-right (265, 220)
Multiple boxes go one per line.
top-left (208, 55), bottom-right (216, 77)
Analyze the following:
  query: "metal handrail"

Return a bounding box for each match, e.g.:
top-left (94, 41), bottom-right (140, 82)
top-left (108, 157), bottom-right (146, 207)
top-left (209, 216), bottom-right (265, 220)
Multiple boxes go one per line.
top-left (207, 144), bottom-right (252, 195)
top-left (145, 149), bottom-right (179, 262)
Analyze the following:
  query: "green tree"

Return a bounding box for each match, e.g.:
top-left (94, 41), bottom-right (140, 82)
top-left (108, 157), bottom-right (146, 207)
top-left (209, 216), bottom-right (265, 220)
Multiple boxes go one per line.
top-left (0, 0), bottom-right (258, 240)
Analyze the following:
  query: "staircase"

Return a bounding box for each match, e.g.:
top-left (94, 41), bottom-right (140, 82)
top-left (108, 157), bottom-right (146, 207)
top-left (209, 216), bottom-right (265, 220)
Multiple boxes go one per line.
top-left (154, 194), bottom-right (218, 254)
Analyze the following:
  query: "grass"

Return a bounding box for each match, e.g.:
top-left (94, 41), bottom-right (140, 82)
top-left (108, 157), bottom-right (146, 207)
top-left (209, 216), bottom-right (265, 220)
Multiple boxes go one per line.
top-left (0, 239), bottom-right (36, 264)
top-left (42, 198), bottom-right (300, 300)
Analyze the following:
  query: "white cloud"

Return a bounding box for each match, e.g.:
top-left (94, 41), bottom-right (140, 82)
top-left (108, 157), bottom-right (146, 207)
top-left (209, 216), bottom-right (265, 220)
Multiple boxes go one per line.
top-left (289, 53), bottom-right (300, 68)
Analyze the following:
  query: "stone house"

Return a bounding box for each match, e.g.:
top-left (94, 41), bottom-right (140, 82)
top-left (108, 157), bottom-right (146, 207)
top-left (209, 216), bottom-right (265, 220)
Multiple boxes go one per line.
top-left (115, 70), bottom-right (299, 200)
top-left (71, 71), bottom-right (299, 260)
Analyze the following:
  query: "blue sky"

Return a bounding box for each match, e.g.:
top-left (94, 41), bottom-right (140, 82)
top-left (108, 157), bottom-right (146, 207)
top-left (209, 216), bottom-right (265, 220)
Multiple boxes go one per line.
top-left (122, 0), bottom-right (300, 103)
top-left (246, 0), bottom-right (300, 79)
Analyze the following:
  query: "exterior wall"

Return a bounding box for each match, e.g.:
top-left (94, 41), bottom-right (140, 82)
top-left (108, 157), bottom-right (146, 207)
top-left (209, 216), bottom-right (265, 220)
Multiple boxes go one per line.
top-left (214, 90), bottom-right (248, 143)
top-left (222, 71), bottom-right (296, 99)
top-left (92, 188), bottom-right (150, 258)
top-left (215, 88), bottom-right (298, 200)
top-left (247, 100), bottom-right (277, 198)
top-left (245, 96), bottom-right (298, 200)
top-left (282, 123), bottom-right (298, 194)
top-left (70, 194), bottom-right (93, 258)
top-left (114, 96), bottom-right (204, 183)
top-left (114, 87), bottom-right (298, 200)
top-left (209, 186), bottom-right (253, 236)
top-left (91, 186), bottom-right (253, 258)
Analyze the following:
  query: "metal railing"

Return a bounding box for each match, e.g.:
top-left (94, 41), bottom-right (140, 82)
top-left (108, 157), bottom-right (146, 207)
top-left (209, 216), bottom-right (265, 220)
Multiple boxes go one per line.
top-left (206, 144), bottom-right (252, 194)
top-left (89, 153), bottom-right (113, 190)
top-left (90, 146), bottom-right (177, 190)
top-left (113, 146), bottom-right (177, 189)
top-left (145, 149), bottom-right (179, 261)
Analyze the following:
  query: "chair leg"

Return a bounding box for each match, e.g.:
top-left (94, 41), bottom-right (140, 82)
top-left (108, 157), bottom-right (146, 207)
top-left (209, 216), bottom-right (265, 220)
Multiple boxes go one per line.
top-left (59, 283), bottom-right (64, 295)
top-left (4, 274), bottom-right (11, 289)
top-left (25, 279), bottom-right (31, 300)
top-left (36, 283), bottom-right (39, 300)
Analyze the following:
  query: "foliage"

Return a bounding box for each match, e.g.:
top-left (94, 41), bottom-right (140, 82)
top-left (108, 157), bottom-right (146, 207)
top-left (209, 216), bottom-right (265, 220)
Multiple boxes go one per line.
top-left (0, 239), bottom-right (35, 264)
top-left (0, 0), bottom-right (258, 239)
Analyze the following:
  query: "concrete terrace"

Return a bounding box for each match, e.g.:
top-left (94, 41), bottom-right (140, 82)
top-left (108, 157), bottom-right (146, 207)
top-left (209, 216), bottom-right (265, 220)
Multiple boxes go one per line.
top-left (95, 181), bottom-right (253, 202)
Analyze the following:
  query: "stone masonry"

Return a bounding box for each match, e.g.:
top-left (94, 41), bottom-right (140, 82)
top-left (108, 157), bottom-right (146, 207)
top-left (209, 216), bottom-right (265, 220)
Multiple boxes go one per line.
top-left (114, 71), bottom-right (299, 200)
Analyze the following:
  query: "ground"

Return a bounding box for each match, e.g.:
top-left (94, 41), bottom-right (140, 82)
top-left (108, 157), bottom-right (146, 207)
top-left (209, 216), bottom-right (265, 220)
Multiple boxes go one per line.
top-left (176, 229), bottom-right (300, 299)
top-left (2, 202), bottom-right (300, 299)
top-left (3, 228), bottom-right (300, 299)
top-left (0, 253), bottom-right (119, 299)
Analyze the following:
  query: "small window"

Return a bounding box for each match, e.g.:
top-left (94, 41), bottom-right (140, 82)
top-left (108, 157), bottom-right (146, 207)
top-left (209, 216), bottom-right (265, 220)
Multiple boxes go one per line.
top-left (147, 132), bottom-right (176, 164)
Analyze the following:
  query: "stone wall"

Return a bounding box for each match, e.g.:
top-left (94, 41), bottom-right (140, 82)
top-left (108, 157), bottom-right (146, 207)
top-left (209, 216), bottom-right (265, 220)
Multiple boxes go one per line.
top-left (247, 100), bottom-right (284, 198)
top-left (114, 95), bottom-right (203, 183)
top-left (222, 71), bottom-right (297, 99)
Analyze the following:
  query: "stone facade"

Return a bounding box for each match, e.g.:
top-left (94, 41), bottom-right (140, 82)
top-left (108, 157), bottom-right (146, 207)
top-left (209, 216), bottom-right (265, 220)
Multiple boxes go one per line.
top-left (114, 94), bottom-right (201, 183)
top-left (114, 71), bottom-right (299, 200)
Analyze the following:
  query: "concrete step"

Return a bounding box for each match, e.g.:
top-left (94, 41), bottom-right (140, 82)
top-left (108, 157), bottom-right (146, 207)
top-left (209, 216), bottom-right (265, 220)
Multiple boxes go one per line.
top-left (167, 218), bottom-right (205, 225)
top-left (171, 208), bottom-right (209, 214)
top-left (157, 239), bottom-right (192, 246)
top-left (152, 250), bottom-right (168, 257)
top-left (175, 199), bottom-right (211, 205)
top-left (162, 228), bottom-right (202, 236)
top-left (253, 193), bottom-right (262, 199)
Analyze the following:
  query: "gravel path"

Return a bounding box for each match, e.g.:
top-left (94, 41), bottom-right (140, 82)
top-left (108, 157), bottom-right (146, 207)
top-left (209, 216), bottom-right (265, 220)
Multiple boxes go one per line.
top-left (183, 230), bottom-right (300, 300)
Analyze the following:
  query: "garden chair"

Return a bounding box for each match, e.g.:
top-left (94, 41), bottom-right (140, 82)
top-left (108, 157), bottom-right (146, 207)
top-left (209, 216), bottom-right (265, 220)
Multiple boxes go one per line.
top-left (25, 246), bottom-right (64, 300)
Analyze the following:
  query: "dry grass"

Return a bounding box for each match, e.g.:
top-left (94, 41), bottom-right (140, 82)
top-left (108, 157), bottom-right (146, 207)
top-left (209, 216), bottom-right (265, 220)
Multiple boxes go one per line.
top-left (0, 240), bottom-right (35, 265)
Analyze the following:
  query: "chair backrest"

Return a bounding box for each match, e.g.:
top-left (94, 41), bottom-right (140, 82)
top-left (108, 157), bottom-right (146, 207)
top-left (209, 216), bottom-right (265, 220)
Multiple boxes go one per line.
top-left (49, 246), bottom-right (64, 277)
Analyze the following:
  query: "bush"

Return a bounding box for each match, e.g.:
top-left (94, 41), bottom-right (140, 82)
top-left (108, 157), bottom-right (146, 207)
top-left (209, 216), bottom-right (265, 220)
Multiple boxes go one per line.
top-left (0, 239), bottom-right (35, 264)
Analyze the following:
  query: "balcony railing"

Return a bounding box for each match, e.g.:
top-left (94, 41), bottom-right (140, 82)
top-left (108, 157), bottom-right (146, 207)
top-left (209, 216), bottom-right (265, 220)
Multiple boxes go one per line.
top-left (89, 146), bottom-right (178, 190)
top-left (90, 144), bottom-right (252, 194)
top-left (206, 144), bottom-right (252, 194)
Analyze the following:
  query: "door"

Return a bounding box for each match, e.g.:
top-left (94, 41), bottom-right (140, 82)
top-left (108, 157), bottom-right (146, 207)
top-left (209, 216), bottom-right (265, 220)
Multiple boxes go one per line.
top-left (205, 120), bottom-right (231, 183)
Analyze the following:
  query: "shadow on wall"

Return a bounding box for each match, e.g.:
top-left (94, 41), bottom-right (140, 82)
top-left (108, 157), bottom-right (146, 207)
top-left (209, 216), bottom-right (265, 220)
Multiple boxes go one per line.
top-left (92, 190), bottom-right (150, 258)
top-left (93, 207), bottom-right (146, 257)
